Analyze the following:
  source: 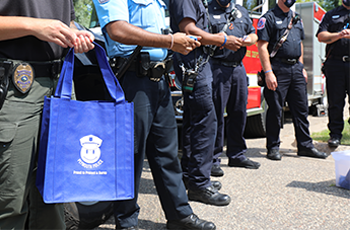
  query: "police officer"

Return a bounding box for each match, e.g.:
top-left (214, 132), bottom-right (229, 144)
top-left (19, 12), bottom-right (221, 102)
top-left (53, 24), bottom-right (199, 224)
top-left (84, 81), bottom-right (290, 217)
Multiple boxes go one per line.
top-left (316, 0), bottom-right (350, 148)
top-left (169, 0), bottom-right (243, 206)
top-left (257, 0), bottom-right (327, 160)
top-left (92, 0), bottom-right (216, 229)
top-left (209, 0), bottom-right (260, 176)
top-left (0, 1), bottom-right (95, 229)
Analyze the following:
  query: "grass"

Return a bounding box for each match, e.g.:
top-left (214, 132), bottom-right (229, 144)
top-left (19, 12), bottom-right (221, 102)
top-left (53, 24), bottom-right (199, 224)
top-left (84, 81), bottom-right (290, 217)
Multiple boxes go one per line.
top-left (311, 120), bottom-right (350, 145)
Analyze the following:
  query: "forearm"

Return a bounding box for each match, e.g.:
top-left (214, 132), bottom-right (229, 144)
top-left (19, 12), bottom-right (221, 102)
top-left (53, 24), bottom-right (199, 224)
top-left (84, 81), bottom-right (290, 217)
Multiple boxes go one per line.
top-left (317, 31), bottom-right (341, 44)
top-left (299, 42), bottom-right (304, 64)
top-left (0, 16), bottom-right (39, 41)
top-left (258, 40), bottom-right (272, 72)
top-left (106, 20), bottom-right (172, 49)
top-left (178, 18), bottom-right (225, 47)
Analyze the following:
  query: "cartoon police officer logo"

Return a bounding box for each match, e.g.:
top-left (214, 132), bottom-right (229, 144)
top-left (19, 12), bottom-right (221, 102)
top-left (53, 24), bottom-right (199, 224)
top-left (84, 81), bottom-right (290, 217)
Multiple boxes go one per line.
top-left (79, 135), bottom-right (103, 164)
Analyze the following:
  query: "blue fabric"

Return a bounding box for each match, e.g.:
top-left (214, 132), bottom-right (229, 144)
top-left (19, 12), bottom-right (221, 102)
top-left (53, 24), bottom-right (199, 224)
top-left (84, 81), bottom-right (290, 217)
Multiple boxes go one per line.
top-left (36, 43), bottom-right (134, 203)
top-left (264, 61), bottom-right (313, 151)
top-left (93, 0), bottom-right (168, 61)
top-left (257, 6), bottom-right (304, 59)
top-left (113, 72), bottom-right (192, 227)
top-left (211, 62), bottom-right (248, 164)
top-left (209, 3), bottom-right (255, 61)
top-left (324, 59), bottom-right (350, 139)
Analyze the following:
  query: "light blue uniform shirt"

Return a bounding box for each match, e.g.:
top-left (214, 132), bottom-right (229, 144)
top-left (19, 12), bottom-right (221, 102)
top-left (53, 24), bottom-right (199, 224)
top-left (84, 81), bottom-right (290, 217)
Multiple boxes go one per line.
top-left (93, 0), bottom-right (168, 61)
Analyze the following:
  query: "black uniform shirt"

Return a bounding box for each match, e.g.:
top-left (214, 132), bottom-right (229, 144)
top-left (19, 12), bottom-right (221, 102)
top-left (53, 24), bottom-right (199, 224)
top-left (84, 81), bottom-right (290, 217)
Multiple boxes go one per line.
top-left (209, 2), bottom-right (255, 62)
top-left (169, 0), bottom-right (209, 68)
top-left (316, 5), bottom-right (350, 57)
top-left (257, 4), bottom-right (304, 59)
top-left (0, 0), bottom-right (75, 61)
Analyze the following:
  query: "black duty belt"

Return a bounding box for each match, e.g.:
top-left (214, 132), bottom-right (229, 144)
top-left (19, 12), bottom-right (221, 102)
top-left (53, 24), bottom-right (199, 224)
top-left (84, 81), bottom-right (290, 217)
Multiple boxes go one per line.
top-left (211, 59), bottom-right (241, 67)
top-left (109, 56), bottom-right (172, 82)
top-left (0, 58), bottom-right (62, 78)
top-left (272, 57), bottom-right (298, 65)
top-left (329, 55), bottom-right (350, 62)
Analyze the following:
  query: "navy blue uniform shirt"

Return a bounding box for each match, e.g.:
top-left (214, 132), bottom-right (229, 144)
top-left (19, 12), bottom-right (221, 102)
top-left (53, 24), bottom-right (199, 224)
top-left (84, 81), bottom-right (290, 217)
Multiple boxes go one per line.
top-left (209, 2), bottom-right (255, 62)
top-left (257, 5), bottom-right (304, 59)
top-left (316, 5), bottom-right (350, 57)
top-left (169, 0), bottom-right (208, 68)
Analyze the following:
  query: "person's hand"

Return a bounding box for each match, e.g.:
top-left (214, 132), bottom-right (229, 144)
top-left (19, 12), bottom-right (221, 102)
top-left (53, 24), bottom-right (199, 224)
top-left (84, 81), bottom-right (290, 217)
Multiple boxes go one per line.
top-left (339, 29), bottom-right (350, 39)
top-left (171, 32), bottom-right (201, 55)
top-left (73, 30), bottom-right (95, 53)
top-left (32, 18), bottom-right (77, 48)
top-left (303, 68), bottom-right (308, 83)
top-left (265, 71), bottom-right (278, 91)
top-left (241, 35), bottom-right (252, 47)
top-left (224, 34), bottom-right (243, 51)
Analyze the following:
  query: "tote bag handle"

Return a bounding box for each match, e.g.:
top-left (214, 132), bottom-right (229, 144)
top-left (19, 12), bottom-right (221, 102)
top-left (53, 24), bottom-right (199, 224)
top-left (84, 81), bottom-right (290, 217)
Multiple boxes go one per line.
top-left (55, 42), bottom-right (125, 103)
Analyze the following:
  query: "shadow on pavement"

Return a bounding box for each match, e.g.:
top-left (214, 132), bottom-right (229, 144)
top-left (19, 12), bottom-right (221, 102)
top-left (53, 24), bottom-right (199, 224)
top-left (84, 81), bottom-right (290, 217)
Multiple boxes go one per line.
top-left (286, 180), bottom-right (350, 199)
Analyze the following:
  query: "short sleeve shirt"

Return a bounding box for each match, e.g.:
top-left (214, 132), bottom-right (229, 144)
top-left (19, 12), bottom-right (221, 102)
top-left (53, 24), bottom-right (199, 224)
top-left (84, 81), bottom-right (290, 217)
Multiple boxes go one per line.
top-left (316, 5), bottom-right (350, 57)
top-left (93, 0), bottom-right (168, 61)
top-left (0, 0), bottom-right (75, 61)
top-left (209, 3), bottom-right (256, 62)
top-left (257, 5), bottom-right (304, 59)
top-left (169, 0), bottom-right (208, 67)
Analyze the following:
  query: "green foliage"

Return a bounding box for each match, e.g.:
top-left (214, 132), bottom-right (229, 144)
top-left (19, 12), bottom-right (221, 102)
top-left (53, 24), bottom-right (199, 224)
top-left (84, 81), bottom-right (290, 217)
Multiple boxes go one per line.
top-left (296, 0), bottom-right (342, 11)
top-left (73, 0), bottom-right (94, 28)
top-left (311, 120), bottom-right (350, 145)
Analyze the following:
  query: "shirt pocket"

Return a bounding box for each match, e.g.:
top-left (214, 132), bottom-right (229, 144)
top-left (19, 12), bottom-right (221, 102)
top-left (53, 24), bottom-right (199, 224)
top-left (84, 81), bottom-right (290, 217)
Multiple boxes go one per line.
top-left (329, 17), bottom-right (346, 32)
top-left (130, 0), bottom-right (164, 29)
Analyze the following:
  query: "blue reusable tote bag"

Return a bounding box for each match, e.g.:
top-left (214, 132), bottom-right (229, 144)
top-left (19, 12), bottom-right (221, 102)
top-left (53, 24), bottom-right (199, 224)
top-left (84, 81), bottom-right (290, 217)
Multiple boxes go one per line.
top-left (36, 43), bottom-right (134, 203)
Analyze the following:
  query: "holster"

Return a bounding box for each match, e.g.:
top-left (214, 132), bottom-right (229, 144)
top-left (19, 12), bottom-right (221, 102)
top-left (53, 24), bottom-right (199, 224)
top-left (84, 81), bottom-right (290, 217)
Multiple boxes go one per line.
top-left (0, 61), bottom-right (13, 111)
top-left (257, 70), bottom-right (265, 87)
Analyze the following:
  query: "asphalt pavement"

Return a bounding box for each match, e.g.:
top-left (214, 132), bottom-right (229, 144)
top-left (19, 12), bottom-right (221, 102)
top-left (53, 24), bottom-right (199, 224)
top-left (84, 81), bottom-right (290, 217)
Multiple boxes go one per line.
top-left (96, 111), bottom-right (350, 230)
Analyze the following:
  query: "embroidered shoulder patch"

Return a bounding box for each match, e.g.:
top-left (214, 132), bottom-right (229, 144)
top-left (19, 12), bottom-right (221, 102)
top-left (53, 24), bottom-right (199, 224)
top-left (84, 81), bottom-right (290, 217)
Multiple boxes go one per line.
top-left (257, 18), bottom-right (266, 30)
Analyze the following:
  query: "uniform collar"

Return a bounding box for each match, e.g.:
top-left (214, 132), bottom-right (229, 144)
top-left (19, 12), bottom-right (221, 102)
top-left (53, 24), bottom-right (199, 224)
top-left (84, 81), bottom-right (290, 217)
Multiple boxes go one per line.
top-left (274, 4), bottom-right (290, 17)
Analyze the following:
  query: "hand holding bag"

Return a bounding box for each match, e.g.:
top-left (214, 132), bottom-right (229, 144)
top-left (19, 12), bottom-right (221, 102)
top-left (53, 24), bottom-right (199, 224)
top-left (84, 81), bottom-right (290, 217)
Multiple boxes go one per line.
top-left (36, 43), bottom-right (134, 203)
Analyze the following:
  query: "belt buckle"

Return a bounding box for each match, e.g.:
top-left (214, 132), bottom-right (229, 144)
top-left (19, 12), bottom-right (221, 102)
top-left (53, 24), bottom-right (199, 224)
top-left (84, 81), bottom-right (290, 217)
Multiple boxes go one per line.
top-left (153, 62), bottom-right (165, 70)
top-left (342, 56), bottom-right (349, 62)
top-left (149, 62), bottom-right (166, 82)
top-left (287, 59), bottom-right (296, 64)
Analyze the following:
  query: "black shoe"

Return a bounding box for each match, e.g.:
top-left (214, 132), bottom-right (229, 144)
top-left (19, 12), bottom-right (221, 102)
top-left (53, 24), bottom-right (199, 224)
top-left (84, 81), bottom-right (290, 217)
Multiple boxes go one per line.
top-left (267, 149), bottom-right (282, 161)
top-left (228, 158), bottom-right (261, 169)
top-left (167, 213), bottom-right (216, 230)
top-left (211, 164), bottom-right (224, 177)
top-left (188, 185), bottom-right (231, 206)
top-left (297, 147), bottom-right (328, 159)
top-left (328, 137), bottom-right (341, 148)
top-left (183, 177), bottom-right (221, 191)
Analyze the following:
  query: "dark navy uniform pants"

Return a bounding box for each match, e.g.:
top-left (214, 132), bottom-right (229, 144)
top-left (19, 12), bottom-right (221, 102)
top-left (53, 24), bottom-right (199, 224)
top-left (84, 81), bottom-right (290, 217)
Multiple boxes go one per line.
top-left (324, 58), bottom-right (350, 139)
top-left (211, 62), bottom-right (248, 165)
top-left (113, 71), bottom-right (192, 228)
top-left (181, 62), bottom-right (217, 191)
top-left (264, 61), bottom-right (314, 151)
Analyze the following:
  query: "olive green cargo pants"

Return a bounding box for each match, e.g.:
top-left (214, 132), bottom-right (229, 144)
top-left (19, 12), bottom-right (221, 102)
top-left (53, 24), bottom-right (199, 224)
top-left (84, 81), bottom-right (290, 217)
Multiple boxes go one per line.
top-left (0, 75), bottom-right (65, 229)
